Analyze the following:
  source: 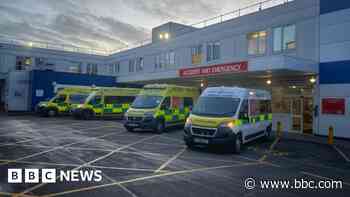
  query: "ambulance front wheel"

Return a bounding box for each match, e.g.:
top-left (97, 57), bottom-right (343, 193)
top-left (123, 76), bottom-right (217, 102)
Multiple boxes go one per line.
top-left (47, 108), bottom-right (57, 117)
top-left (125, 127), bottom-right (134, 132)
top-left (155, 120), bottom-right (165, 134)
top-left (264, 124), bottom-right (272, 140)
top-left (232, 133), bottom-right (242, 154)
top-left (82, 109), bottom-right (94, 120)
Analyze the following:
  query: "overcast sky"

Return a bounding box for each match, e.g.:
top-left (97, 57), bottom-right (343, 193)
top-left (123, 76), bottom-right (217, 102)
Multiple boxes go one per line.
top-left (0, 0), bottom-right (258, 50)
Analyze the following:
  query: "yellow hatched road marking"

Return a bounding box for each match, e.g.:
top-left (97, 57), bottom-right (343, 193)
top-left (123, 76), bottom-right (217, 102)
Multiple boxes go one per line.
top-left (43, 162), bottom-right (260, 197)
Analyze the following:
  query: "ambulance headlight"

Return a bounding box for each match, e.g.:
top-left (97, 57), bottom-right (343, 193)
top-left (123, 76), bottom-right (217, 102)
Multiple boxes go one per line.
top-left (217, 121), bottom-right (235, 137)
top-left (219, 121), bottom-right (235, 129)
top-left (185, 117), bottom-right (192, 127)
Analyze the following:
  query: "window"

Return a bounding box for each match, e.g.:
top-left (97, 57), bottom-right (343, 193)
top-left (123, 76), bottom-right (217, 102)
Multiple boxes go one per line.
top-left (184, 97), bottom-right (194, 108)
top-left (136, 57), bottom-right (143, 72)
top-left (239, 100), bottom-right (249, 118)
top-left (273, 24), bottom-right (296, 52)
top-left (207, 41), bottom-right (220, 62)
top-left (108, 62), bottom-right (120, 74)
top-left (155, 51), bottom-right (176, 70)
top-left (250, 100), bottom-right (272, 115)
top-left (191, 45), bottom-right (202, 65)
top-left (52, 95), bottom-right (66, 103)
top-left (104, 96), bottom-right (120, 104)
top-left (161, 97), bottom-right (171, 110)
top-left (247, 31), bottom-right (267, 55)
top-left (16, 56), bottom-right (32, 70)
top-left (129, 59), bottom-right (135, 72)
top-left (119, 96), bottom-right (135, 103)
top-left (169, 51), bottom-right (175, 66)
top-left (155, 55), bottom-right (161, 69)
top-left (87, 63), bottom-right (98, 75)
top-left (89, 96), bottom-right (102, 105)
top-left (68, 62), bottom-right (82, 73)
top-left (115, 62), bottom-right (120, 73)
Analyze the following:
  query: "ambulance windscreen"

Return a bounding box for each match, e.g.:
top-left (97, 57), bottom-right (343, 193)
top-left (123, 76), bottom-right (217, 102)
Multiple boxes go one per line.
top-left (69, 94), bottom-right (89, 104)
top-left (192, 97), bottom-right (240, 117)
top-left (132, 95), bottom-right (163, 109)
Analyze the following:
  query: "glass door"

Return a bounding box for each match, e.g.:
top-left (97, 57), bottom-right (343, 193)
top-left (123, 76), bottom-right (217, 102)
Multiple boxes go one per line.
top-left (291, 98), bottom-right (303, 133)
top-left (303, 97), bottom-right (313, 134)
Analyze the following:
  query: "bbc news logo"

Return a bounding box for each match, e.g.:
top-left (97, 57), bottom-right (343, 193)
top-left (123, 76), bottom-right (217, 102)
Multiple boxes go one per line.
top-left (8, 169), bottom-right (102, 183)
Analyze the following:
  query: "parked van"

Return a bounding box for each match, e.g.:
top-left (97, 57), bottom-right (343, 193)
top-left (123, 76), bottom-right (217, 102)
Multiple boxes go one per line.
top-left (184, 87), bottom-right (272, 153)
top-left (71, 87), bottom-right (141, 119)
top-left (36, 87), bottom-right (94, 117)
top-left (124, 84), bottom-right (199, 133)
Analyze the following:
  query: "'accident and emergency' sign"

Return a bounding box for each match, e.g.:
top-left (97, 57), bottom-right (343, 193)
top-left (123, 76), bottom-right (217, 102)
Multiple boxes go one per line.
top-left (178, 61), bottom-right (248, 77)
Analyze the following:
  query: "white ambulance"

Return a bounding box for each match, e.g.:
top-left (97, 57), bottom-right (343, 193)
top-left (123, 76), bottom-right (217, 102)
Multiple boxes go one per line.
top-left (184, 87), bottom-right (272, 153)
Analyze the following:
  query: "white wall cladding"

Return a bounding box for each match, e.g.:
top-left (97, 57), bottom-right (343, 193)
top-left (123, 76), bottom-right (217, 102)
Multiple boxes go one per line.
top-left (320, 8), bottom-right (350, 63)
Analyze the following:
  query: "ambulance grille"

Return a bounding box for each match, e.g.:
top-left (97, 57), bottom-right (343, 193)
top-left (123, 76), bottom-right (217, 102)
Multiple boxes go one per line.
top-left (128, 116), bottom-right (143, 122)
top-left (191, 127), bottom-right (217, 137)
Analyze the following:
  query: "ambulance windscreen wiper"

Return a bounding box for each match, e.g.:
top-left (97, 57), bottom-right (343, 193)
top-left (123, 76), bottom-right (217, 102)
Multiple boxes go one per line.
top-left (217, 112), bottom-right (235, 116)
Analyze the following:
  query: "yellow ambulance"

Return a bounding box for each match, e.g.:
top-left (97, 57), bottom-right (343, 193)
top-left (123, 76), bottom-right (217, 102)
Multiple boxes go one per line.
top-left (71, 87), bottom-right (141, 119)
top-left (36, 87), bottom-right (94, 117)
top-left (124, 84), bottom-right (199, 133)
top-left (184, 87), bottom-right (272, 153)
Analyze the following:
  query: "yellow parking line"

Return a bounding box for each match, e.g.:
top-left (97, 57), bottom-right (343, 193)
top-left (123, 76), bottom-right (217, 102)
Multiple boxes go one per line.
top-left (0, 131), bottom-right (120, 166)
top-left (0, 159), bottom-right (169, 174)
top-left (18, 135), bottom-right (158, 196)
top-left (333, 145), bottom-right (350, 163)
top-left (259, 137), bottom-right (281, 162)
top-left (43, 162), bottom-right (260, 197)
top-left (0, 125), bottom-right (118, 147)
top-left (154, 147), bottom-right (187, 173)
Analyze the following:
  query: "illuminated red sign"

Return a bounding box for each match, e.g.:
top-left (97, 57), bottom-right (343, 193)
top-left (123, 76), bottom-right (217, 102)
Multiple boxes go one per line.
top-left (322, 98), bottom-right (345, 115)
top-left (178, 61), bottom-right (248, 77)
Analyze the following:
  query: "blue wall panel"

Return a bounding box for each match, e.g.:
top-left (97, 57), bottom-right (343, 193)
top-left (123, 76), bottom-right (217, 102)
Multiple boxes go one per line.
top-left (320, 0), bottom-right (350, 15)
top-left (319, 60), bottom-right (350, 84)
top-left (30, 70), bottom-right (117, 110)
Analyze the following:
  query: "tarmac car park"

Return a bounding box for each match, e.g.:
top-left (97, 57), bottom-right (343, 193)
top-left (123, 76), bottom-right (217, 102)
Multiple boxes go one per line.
top-left (0, 115), bottom-right (350, 197)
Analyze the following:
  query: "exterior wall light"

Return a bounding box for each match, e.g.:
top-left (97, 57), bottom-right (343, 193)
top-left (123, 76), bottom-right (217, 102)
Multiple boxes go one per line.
top-left (310, 77), bottom-right (316, 84)
top-left (266, 79), bottom-right (272, 85)
top-left (159, 34), bottom-right (164, 39)
top-left (164, 33), bottom-right (170, 40)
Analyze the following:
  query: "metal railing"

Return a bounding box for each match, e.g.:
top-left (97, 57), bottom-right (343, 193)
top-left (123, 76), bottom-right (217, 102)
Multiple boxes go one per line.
top-left (0, 0), bottom-right (293, 56)
top-left (0, 35), bottom-right (110, 56)
top-left (109, 0), bottom-right (294, 54)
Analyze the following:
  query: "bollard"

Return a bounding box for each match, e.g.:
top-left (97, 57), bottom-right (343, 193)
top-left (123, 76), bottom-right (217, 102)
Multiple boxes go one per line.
top-left (328, 126), bottom-right (334, 145)
top-left (277, 121), bottom-right (282, 137)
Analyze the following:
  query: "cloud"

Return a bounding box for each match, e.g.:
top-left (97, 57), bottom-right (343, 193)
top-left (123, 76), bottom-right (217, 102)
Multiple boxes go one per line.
top-left (0, 0), bottom-right (150, 50)
top-left (0, 0), bottom-right (256, 51)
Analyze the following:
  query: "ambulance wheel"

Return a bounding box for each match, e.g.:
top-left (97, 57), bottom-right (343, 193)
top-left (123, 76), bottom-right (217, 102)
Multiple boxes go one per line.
top-left (264, 125), bottom-right (272, 140)
top-left (82, 110), bottom-right (93, 120)
top-left (232, 133), bottom-right (242, 154)
top-left (155, 120), bottom-right (165, 134)
top-left (186, 141), bottom-right (194, 149)
top-left (125, 127), bottom-right (134, 132)
top-left (47, 109), bottom-right (57, 117)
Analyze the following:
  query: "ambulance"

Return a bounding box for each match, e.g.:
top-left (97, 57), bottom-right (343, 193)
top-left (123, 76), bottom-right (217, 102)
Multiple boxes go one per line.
top-left (124, 84), bottom-right (199, 133)
top-left (183, 87), bottom-right (272, 153)
top-left (36, 87), bottom-right (94, 117)
top-left (71, 87), bottom-right (141, 119)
